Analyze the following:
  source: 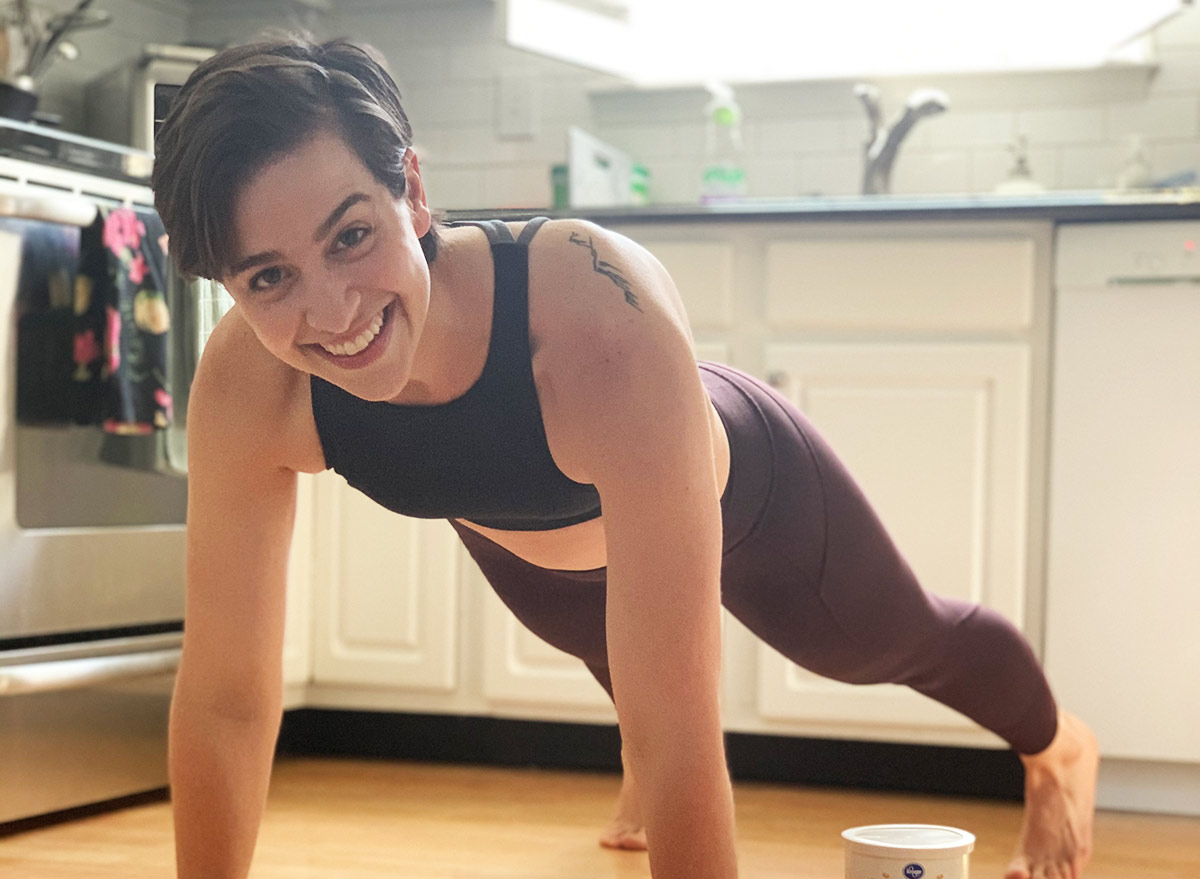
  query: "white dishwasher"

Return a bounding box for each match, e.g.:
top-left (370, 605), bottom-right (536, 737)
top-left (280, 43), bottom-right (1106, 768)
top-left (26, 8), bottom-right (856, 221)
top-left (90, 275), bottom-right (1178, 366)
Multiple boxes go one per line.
top-left (1046, 220), bottom-right (1200, 813)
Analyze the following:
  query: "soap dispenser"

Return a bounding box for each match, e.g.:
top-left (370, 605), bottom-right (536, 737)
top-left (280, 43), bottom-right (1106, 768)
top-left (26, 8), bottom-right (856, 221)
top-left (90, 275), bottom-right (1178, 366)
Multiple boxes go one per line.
top-left (1115, 135), bottom-right (1153, 191)
top-left (994, 135), bottom-right (1045, 195)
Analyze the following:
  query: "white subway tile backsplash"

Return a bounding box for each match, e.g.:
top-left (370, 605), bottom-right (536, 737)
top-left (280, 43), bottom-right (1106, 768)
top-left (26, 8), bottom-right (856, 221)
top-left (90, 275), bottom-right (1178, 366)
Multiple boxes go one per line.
top-left (446, 45), bottom-right (533, 82)
top-left (970, 149), bottom-right (1016, 193)
top-left (744, 156), bottom-right (801, 198)
top-left (102, 0), bottom-right (191, 42)
top-left (438, 127), bottom-right (566, 166)
top-left (539, 81), bottom-right (598, 124)
top-left (482, 163), bottom-right (553, 210)
top-left (1146, 141), bottom-right (1200, 182)
top-left (596, 125), bottom-right (677, 160)
top-left (189, 11), bottom-right (293, 45)
top-left (840, 117), bottom-right (873, 152)
top-left (1059, 144), bottom-right (1129, 189)
top-left (403, 83), bottom-right (496, 128)
top-left (737, 80), bottom-right (862, 120)
top-left (798, 154), bottom-right (861, 197)
top-left (423, 165), bottom-right (486, 211)
top-left (671, 122), bottom-right (709, 159)
top-left (440, 128), bottom-right (519, 165)
top-left (591, 88), bottom-right (712, 126)
top-left (642, 161), bottom-right (703, 205)
top-left (333, 3), bottom-right (497, 48)
top-left (410, 132), bottom-right (447, 165)
top-left (1108, 95), bottom-right (1200, 140)
top-left (1017, 107), bottom-right (1105, 145)
top-left (378, 46), bottom-right (452, 86)
top-left (890, 151), bottom-right (971, 195)
top-left (747, 119), bottom-right (843, 155)
top-left (925, 110), bottom-right (1016, 149)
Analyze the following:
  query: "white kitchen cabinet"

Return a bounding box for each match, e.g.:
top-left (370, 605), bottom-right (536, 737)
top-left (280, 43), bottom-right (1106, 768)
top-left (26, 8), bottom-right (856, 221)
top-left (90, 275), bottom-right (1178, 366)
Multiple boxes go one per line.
top-left (755, 342), bottom-right (1031, 741)
top-left (309, 471), bottom-right (460, 696)
top-left (732, 223), bottom-right (1050, 747)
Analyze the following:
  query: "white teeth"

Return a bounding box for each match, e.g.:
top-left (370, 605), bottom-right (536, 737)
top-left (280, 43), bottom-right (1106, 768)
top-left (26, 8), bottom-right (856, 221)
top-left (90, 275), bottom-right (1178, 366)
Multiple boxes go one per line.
top-left (321, 311), bottom-right (384, 357)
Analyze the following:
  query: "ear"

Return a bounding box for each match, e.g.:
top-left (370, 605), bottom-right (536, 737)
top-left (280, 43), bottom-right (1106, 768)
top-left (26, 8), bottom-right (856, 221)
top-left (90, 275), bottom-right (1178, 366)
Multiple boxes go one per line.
top-left (403, 148), bottom-right (432, 237)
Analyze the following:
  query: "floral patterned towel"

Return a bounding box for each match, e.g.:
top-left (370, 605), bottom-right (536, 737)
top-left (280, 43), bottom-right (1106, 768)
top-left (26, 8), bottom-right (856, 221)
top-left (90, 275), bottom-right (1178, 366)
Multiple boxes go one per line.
top-left (73, 207), bottom-right (174, 434)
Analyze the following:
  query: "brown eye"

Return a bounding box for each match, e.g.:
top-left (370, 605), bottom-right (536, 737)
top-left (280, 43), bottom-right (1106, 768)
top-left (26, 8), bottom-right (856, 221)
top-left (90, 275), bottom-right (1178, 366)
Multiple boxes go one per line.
top-left (334, 226), bottom-right (370, 251)
top-left (249, 266), bottom-right (284, 291)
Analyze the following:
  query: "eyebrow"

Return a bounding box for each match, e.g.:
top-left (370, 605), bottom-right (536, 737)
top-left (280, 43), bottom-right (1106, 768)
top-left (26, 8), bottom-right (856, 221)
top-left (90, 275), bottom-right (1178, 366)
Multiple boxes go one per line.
top-left (313, 192), bottom-right (371, 243)
top-left (228, 192), bottom-right (372, 278)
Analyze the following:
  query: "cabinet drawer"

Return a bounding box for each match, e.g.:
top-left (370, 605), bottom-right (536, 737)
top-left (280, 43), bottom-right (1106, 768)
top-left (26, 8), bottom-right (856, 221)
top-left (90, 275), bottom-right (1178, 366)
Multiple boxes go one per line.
top-left (766, 236), bottom-right (1036, 332)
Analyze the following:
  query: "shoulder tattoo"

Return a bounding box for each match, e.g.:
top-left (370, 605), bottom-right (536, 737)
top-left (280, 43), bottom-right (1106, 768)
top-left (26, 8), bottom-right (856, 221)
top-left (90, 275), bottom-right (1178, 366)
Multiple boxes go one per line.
top-left (568, 231), bottom-right (643, 312)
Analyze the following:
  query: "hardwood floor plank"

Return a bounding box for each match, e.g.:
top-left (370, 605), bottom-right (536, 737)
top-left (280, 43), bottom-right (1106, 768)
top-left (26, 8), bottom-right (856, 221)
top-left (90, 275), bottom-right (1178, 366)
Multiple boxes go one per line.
top-left (1, 757), bottom-right (1196, 878)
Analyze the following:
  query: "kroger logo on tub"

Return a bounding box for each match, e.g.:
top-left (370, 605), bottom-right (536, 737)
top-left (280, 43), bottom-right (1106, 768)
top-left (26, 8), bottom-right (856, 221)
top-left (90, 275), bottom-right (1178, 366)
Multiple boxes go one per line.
top-left (841, 824), bottom-right (975, 879)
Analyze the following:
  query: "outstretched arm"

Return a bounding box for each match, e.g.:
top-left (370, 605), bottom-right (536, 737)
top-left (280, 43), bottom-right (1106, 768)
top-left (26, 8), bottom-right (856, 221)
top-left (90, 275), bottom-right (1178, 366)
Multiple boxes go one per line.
top-left (536, 221), bottom-right (736, 879)
top-left (172, 313), bottom-right (301, 879)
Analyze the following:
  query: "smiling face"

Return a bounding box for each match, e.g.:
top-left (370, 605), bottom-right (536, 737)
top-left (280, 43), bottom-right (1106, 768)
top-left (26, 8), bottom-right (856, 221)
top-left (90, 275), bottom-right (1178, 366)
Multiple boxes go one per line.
top-left (226, 129), bottom-right (433, 402)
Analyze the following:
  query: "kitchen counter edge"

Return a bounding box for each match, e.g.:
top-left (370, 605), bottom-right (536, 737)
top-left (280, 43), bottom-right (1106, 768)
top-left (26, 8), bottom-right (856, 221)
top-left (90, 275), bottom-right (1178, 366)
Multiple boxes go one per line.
top-left (446, 192), bottom-right (1200, 225)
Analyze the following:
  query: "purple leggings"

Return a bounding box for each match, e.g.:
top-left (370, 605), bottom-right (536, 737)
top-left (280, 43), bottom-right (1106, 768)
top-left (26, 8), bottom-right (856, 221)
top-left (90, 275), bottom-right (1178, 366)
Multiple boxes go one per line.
top-left (450, 362), bottom-right (1058, 754)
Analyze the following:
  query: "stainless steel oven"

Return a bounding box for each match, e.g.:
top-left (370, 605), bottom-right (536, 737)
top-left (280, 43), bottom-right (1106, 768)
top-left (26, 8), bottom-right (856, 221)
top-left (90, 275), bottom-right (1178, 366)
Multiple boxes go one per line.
top-left (0, 123), bottom-right (211, 825)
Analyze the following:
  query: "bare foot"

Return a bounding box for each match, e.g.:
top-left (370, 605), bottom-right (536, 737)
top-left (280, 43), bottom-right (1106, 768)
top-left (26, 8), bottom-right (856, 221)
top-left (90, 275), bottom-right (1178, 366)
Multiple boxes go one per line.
top-left (1005, 710), bottom-right (1099, 879)
top-left (599, 751), bottom-right (648, 851)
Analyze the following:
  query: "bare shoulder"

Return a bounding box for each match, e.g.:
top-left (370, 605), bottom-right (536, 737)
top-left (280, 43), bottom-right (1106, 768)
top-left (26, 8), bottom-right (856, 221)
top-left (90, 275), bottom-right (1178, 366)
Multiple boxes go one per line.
top-left (527, 218), bottom-right (688, 334)
top-left (189, 307), bottom-right (324, 475)
top-left (525, 218), bottom-right (701, 482)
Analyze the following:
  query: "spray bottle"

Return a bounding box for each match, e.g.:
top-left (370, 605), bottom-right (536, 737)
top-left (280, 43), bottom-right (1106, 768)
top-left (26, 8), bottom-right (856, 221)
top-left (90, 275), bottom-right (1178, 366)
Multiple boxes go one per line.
top-left (701, 81), bottom-right (747, 203)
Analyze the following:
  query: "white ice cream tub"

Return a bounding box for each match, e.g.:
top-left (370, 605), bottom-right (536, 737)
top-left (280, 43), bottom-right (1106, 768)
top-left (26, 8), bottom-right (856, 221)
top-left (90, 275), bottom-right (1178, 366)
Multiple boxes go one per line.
top-left (842, 824), bottom-right (975, 879)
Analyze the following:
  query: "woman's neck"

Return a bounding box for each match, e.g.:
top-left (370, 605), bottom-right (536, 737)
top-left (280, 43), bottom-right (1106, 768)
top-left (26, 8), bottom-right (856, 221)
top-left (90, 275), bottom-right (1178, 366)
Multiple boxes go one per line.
top-left (389, 225), bottom-right (495, 405)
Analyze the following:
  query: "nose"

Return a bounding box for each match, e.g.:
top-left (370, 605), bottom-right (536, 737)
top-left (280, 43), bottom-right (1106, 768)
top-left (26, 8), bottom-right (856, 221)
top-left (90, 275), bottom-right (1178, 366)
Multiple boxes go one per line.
top-left (299, 273), bottom-right (362, 335)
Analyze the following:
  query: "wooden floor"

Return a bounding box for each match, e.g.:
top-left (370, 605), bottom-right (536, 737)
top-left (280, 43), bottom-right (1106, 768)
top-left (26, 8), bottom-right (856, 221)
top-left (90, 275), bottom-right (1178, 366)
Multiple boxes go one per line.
top-left (2, 757), bottom-right (1196, 878)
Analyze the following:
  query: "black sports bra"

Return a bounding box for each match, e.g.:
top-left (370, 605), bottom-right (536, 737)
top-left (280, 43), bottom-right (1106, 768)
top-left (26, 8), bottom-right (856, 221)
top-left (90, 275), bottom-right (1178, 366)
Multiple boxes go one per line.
top-left (310, 217), bottom-right (603, 531)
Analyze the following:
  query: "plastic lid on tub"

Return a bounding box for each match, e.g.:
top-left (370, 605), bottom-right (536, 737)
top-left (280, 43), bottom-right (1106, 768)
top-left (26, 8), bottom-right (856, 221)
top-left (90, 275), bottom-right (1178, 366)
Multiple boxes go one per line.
top-left (842, 824), bottom-right (975, 854)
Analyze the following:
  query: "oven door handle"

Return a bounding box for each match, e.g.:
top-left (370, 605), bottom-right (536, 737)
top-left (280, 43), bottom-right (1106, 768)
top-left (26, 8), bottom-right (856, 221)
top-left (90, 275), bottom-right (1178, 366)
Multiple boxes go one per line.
top-left (0, 182), bottom-right (99, 227)
top-left (0, 647), bottom-right (180, 697)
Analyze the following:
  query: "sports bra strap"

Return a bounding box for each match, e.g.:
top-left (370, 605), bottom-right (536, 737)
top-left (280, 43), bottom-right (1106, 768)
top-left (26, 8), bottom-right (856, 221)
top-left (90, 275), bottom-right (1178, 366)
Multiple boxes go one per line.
top-left (444, 217), bottom-right (550, 247)
top-left (480, 219), bottom-right (514, 244)
top-left (516, 216), bottom-right (551, 246)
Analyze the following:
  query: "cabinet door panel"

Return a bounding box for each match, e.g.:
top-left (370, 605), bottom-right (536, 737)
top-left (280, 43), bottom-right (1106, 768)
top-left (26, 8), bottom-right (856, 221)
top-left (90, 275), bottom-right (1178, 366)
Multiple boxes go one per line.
top-left (312, 473), bottom-right (459, 691)
top-left (758, 343), bottom-right (1030, 735)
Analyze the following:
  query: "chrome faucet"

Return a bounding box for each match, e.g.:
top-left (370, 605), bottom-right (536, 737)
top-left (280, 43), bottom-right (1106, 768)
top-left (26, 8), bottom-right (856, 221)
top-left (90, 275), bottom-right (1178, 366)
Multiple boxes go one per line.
top-left (854, 84), bottom-right (949, 195)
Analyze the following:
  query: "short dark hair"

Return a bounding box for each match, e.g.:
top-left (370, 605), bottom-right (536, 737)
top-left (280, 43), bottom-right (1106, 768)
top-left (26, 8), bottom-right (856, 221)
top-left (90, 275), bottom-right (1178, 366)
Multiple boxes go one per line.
top-left (152, 35), bottom-right (440, 280)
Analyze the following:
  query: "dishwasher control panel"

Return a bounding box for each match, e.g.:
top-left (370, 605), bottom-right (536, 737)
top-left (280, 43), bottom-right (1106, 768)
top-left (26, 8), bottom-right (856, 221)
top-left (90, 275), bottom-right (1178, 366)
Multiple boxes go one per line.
top-left (1056, 220), bottom-right (1200, 287)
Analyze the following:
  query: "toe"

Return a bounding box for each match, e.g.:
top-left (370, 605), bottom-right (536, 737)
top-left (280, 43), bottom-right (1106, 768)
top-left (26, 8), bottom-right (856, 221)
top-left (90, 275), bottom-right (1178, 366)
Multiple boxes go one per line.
top-left (1005, 856), bottom-right (1032, 879)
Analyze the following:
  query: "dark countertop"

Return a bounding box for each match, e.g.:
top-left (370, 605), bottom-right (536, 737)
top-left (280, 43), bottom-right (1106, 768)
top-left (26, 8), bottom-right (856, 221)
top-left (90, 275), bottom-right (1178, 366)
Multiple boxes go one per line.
top-left (447, 190), bottom-right (1200, 225)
